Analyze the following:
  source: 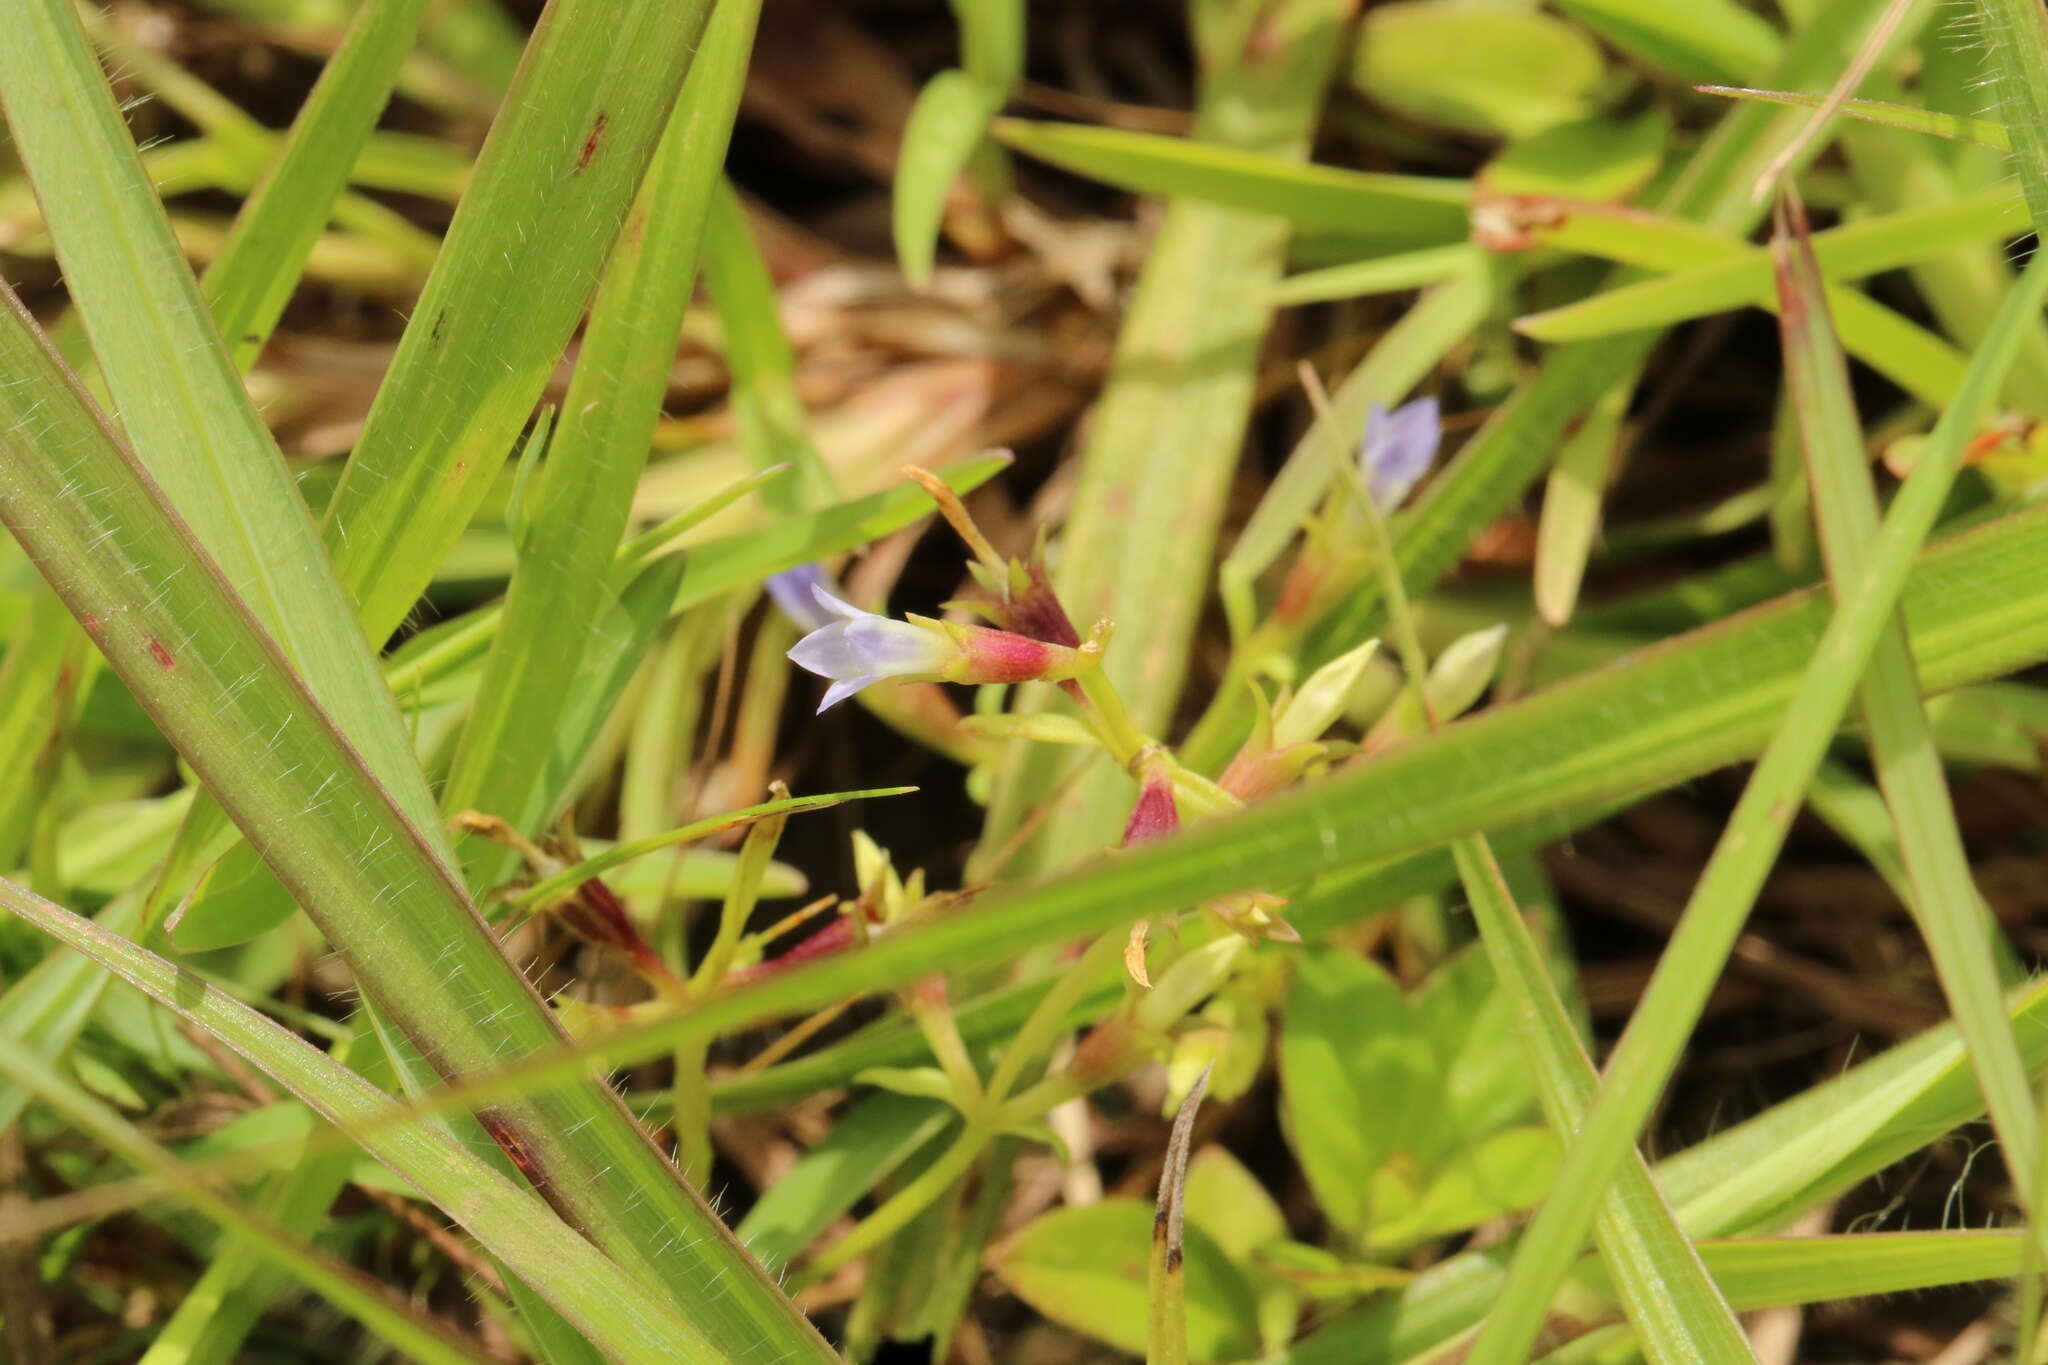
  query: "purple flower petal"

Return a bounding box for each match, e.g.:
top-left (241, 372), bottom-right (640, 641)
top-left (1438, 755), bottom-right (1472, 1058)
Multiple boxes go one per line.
top-left (1360, 396), bottom-right (1442, 510)
top-left (818, 677), bottom-right (878, 712)
top-left (765, 564), bottom-right (840, 632)
top-left (786, 595), bottom-right (953, 708)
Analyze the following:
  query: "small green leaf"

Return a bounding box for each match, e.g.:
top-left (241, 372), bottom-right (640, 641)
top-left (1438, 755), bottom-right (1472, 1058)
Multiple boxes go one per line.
top-left (1482, 110), bottom-right (1670, 201)
top-left (1413, 943), bottom-right (1541, 1146)
top-left (1279, 947), bottom-right (1437, 1238)
top-left (995, 1200), bottom-right (1262, 1362)
top-left (991, 117), bottom-right (1469, 242)
top-left (895, 69), bottom-right (1005, 287)
top-left (1555, 0), bottom-right (1781, 85)
top-left (1368, 1126), bottom-right (1561, 1250)
top-left (1353, 3), bottom-right (1609, 139)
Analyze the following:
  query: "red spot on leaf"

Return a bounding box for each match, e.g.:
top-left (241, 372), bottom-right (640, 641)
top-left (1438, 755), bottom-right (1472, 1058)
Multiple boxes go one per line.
top-left (147, 639), bottom-right (174, 668)
top-left (574, 113), bottom-right (607, 174)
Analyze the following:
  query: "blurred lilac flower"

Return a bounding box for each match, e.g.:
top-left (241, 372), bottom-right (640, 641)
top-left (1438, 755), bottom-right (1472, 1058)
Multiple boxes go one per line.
top-left (765, 563), bottom-right (843, 633)
top-left (1360, 396), bottom-right (1442, 510)
top-left (786, 586), bottom-right (953, 712)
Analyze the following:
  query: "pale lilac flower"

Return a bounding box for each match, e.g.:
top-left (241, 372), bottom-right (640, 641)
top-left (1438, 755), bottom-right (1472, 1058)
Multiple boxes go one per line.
top-left (764, 563), bottom-right (842, 632)
top-left (1360, 396), bottom-right (1442, 510)
top-left (786, 586), bottom-right (954, 712)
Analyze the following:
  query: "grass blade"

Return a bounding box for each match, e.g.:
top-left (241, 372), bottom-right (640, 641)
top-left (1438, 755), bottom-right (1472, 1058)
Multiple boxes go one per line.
top-left (1697, 86), bottom-right (2012, 149)
top-left (0, 1036), bottom-right (493, 1365)
top-left (991, 116), bottom-right (1469, 241)
top-left (0, 0), bottom-right (442, 837)
top-left (1772, 190), bottom-right (2039, 1220)
top-left (319, 0), bottom-right (718, 644)
top-left (1460, 215), bottom-right (2048, 1365)
top-left (0, 284), bottom-right (829, 1360)
top-left (0, 879), bottom-right (714, 1363)
top-left (1974, 0), bottom-right (2048, 236)
top-left (445, 0), bottom-right (760, 887)
top-left (1453, 840), bottom-right (1754, 1363)
top-left (199, 0), bottom-right (436, 370)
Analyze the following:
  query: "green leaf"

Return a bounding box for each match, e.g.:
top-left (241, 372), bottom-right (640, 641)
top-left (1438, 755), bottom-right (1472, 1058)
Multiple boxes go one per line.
top-left (703, 179), bottom-right (840, 514)
top-left (438, 0), bottom-right (752, 889)
top-left (1368, 1126), bottom-right (1561, 1251)
top-left (0, 0), bottom-right (445, 843)
top-left (734, 1093), bottom-right (953, 1273)
top-left (0, 282), bottom-right (826, 1358)
top-left (1352, 3), bottom-right (1609, 139)
top-left (895, 69), bottom-right (1006, 287)
top-left (198, 0), bottom-right (437, 371)
top-left (320, 0), bottom-right (722, 646)
top-left (991, 117), bottom-right (1469, 242)
top-left (1773, 191), bottom-right (2040, 1224)
top-left (1280, 948), bottom-right (1437, 1238)
top-left (0, 1034), bottom-right (493, 1365)
top-left (1553, 0), bottom-right (1781, 85)
top-left (995, 1200), bottom-right (1262, 1362)
top-left (1517, 186), bottom-right (2031, 343)
top-left (1697, 86), bottom-right (2012, 150)
top-left (0, 877), bottom-right (714, 1364)
top-left (1970, 0), bottom-right (2048, 237)
top-left (1462, 208), bottom-right (2048, 1365)
top-left (1481, 110), bottom-right (1670, 202)
top-left (1413, 943), bottom-right (1541, 1145)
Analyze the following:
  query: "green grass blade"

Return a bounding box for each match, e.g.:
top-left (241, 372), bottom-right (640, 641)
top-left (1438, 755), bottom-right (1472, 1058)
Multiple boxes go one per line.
top-left (199, 0), bottom-right (437, 370)
top-left (1700, 1232), bottom-right (2022, 1308)
top-left (734, 1093), bottom-right (953, 1272)
top-left (703, 178), bottom-right (840, 511)
top-left (1270, 244), bottom-right (1481, 306)
top-left (1452, 839), bottom-right (1754, 1364)
top-left (1697, 86), bottom-right (2013, 149)
top-left (0, 1036), bottom-right (493, 1365)
top-left (0, 0), bottom-right (444, 839)
top-left (1773, 192), bottom-right (2040, 1216)
top-left (1974, 0), bottom-right (2048, 236)
top-left (1517, 186), bottom-right (2029, 342)
top-left (319, 0), bottom-right (719, 645)
top-left (0, 896), bottom-right (144, 1134)
top-left (895, 69), bottom-right (1007, 287)
top-left (1460, 219), bottom-right (2048, 1365)
top-left (0, 586), bottom-right (89, 869)
top-left (0, 879), bottom-right (713, 1363)
top-left (990, 116), bottom-right (1470, 240)
top-left (0, 286), bottom-right (829, 1360)
top-left (445, 0), bottom-right (760, 887)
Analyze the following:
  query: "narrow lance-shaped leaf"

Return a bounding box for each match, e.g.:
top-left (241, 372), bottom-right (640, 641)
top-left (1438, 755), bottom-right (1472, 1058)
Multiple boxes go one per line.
top-left (0, 1037), bottom-right (492, 1365)
top-left (0, 0), bottom-right (443, 840)
top-left (0, 877), bottom-right (714, 1364)
top-left (0, 287), bottom-right (833, 1362)
top-left (1772, 189), bottom-right (2041, 1227)
top-left (1452, 840), bottom-right (1754, 1364)
top-left (321, 0), bottom-right (719, 646)
top-left (446, 0), bottom-right (764, 890)
top-left (1460, 217), bottom-right (2048, 1365)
